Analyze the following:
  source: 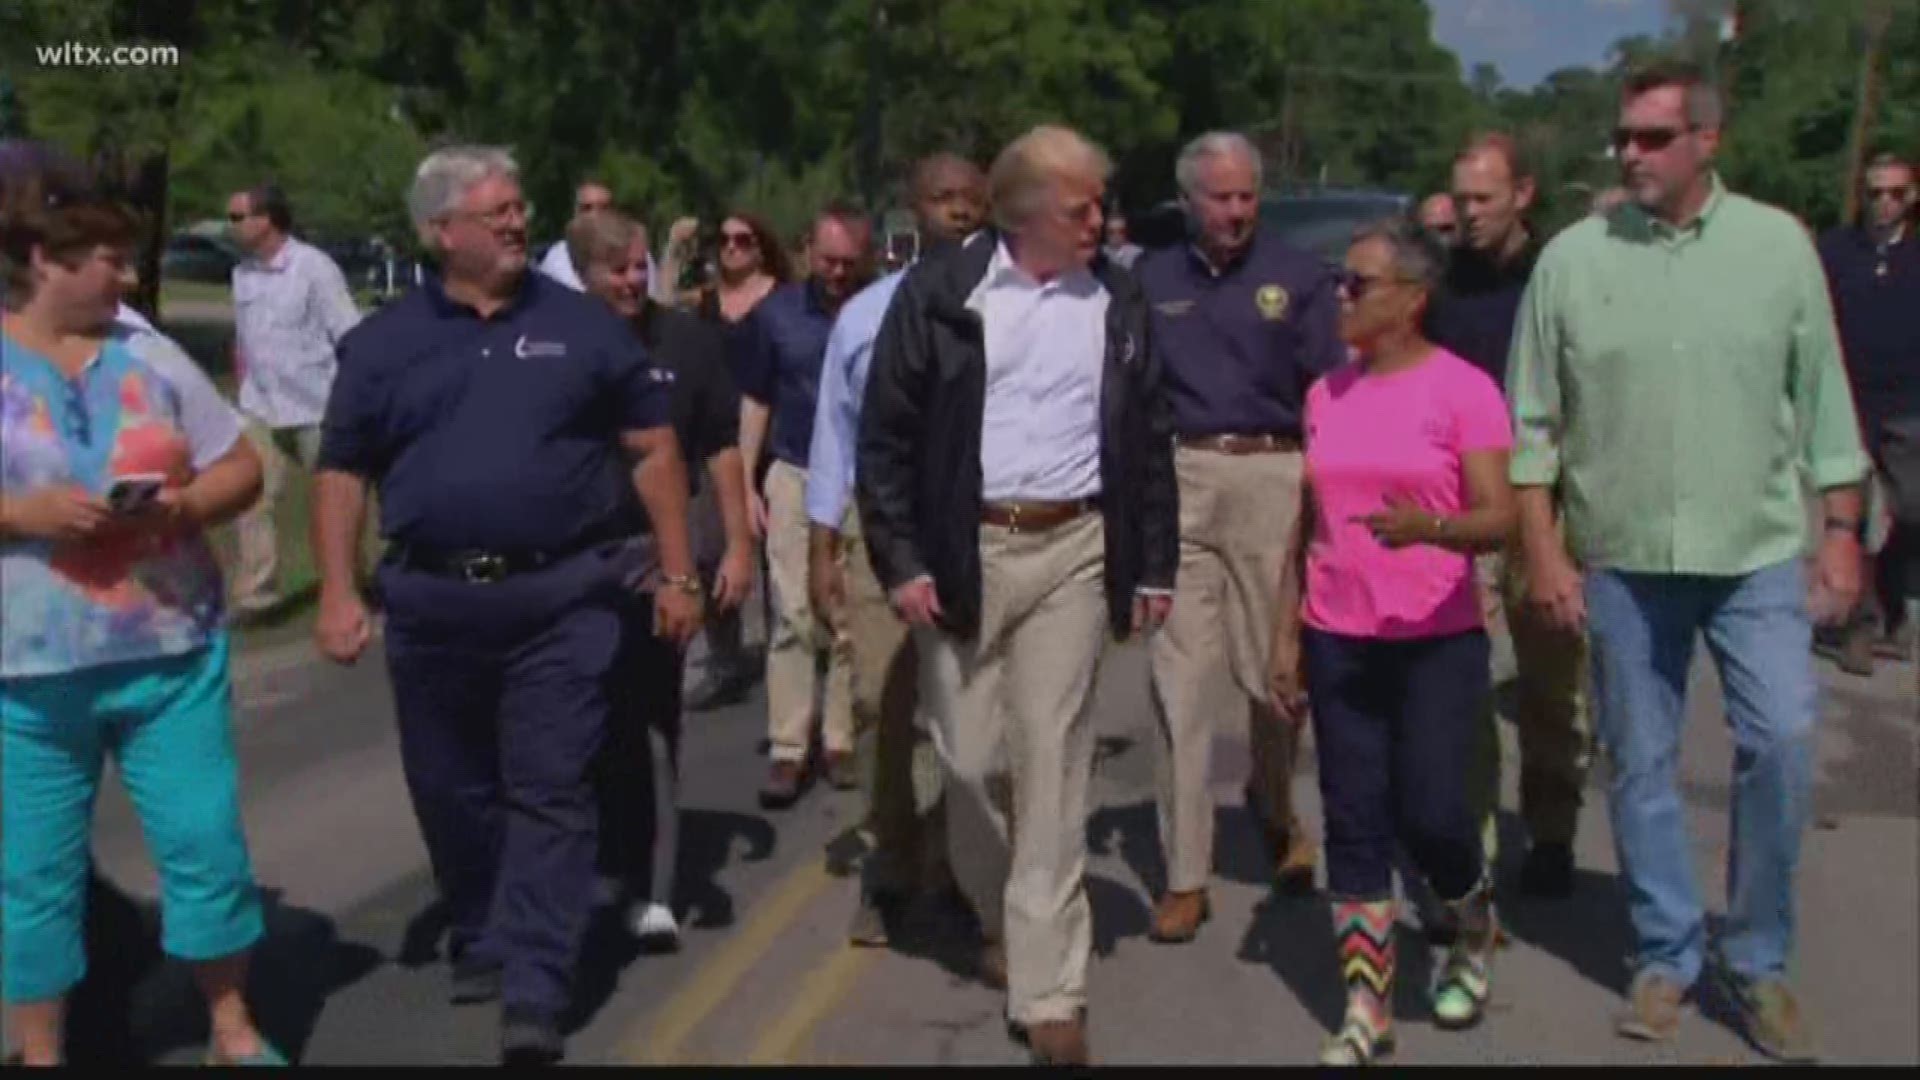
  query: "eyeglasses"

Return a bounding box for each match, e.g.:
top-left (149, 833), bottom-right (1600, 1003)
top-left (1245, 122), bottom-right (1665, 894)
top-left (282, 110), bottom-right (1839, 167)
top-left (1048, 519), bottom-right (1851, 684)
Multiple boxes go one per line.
top-left (1867, 186), bottom-right (1913, 202)
top-left (226, 210), bottom-right (255, 223)
top-left (720, 231), bottom-right (759, 251)
top-left (1612, 126), bottom-right (1692, 153)
top-left (446, 199), bottom-right (532, 230)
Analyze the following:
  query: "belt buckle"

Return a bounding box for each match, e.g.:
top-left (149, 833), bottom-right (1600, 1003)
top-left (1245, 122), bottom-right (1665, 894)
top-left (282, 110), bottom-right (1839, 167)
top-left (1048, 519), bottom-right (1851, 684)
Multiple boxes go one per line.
top-left (460, 553), bottom-right (508, 584)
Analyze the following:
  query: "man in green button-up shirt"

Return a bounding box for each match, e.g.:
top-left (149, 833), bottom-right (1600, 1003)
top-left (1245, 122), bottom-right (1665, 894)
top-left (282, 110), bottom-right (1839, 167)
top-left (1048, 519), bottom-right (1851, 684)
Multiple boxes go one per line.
top-left (1504, 61), bottom-right (1868, 1064)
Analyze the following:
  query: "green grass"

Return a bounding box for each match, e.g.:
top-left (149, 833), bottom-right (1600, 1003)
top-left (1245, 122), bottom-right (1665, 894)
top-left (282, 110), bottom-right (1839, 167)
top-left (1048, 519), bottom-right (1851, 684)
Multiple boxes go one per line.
top-left (158, 279), bottom-right (231, 307)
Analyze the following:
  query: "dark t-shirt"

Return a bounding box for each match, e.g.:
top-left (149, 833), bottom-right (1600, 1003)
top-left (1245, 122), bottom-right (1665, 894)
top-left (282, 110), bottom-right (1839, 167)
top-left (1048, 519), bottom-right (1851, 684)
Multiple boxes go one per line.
top-left (640, 301), bottom-right (739, 496)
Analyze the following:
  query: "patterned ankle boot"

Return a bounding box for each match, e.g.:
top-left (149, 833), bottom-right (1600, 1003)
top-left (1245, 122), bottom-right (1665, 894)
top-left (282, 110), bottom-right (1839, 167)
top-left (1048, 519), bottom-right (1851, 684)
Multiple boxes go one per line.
top-left (1319, 898), bottom-right (1397, 1066)
top-left (1433, 876), bottom-right (1497, 1030)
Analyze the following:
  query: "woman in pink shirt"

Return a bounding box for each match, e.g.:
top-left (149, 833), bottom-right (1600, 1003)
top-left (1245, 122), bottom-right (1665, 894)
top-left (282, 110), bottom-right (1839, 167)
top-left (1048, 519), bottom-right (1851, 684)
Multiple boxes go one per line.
top-left (1271, 219), bottom-right (1517, 1065)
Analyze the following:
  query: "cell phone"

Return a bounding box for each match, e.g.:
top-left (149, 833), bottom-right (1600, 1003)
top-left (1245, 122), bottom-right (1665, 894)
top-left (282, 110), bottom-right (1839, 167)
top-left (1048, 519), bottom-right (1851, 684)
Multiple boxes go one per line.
top-left (107, 473), bottom-right (167, 515)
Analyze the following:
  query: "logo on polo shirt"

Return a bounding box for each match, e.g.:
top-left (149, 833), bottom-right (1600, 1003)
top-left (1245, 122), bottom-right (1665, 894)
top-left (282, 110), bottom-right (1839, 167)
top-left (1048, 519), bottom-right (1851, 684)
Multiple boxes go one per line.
top-left (1256, 285), bottom-right (1290, 321)
top-left (513, 334), bottom-right (568, 359)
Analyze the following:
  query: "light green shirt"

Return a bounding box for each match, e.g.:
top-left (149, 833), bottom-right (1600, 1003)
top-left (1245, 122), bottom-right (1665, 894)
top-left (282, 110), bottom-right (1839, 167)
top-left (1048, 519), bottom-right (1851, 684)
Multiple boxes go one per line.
top-left (1506, 177), bottom-right (1870, 576)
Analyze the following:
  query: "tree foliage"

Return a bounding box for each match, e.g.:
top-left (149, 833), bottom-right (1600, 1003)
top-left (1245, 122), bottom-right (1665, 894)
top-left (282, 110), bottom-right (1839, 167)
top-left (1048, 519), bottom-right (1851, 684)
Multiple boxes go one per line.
top-left (8, 0), bottom-right (1912, 264)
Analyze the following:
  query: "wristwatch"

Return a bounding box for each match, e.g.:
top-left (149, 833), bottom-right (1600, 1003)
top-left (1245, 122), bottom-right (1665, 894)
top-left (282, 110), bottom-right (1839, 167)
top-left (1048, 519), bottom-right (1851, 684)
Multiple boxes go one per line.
top-left (663, 573), bottom-right (704, 597)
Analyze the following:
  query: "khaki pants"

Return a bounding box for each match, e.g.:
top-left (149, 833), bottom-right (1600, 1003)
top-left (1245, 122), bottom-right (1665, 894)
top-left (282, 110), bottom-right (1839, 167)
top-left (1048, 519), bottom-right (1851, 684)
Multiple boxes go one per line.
top-left (764, 460), bottom-right (854, 762)
top-left (919, 513), bottom-right (1108, 1025)
top-left (1149, 447), bottom-right (1307, 893)
top-left (1469, 545), bottom-right (1592, 860)
top-left (839, 515), bottom-right (944, 894)
top-left (232, 421), bottom-right (323, 610)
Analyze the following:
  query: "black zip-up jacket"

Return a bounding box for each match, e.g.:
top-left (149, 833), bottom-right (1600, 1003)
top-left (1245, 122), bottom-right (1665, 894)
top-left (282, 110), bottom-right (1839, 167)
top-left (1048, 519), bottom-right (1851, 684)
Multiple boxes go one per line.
top-left (856, 230), bottom-right (1178, 640)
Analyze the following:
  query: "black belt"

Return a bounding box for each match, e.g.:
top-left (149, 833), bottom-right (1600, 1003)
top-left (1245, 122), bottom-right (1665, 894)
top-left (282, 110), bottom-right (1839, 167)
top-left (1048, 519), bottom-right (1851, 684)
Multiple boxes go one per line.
top-left (390, 533), bottom-right (616, 584)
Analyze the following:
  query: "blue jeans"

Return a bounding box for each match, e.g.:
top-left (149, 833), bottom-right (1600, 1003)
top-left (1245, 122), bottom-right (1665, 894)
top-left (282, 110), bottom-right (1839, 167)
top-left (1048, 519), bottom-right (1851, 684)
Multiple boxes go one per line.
top-left (1584, 559), bottom-right (1817, 988)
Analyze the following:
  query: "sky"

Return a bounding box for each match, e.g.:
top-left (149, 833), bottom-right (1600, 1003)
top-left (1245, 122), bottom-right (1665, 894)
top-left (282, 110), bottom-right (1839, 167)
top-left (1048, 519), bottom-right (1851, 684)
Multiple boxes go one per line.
top-left (1429, 0), bottom-right (1679, 89)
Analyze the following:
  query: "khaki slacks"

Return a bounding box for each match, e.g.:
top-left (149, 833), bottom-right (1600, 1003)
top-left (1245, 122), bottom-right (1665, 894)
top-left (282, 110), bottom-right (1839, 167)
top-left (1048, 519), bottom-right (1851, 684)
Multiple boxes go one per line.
top-left (764, 460), bottom-right (855, 763)
top-left (1469, 545), bottom-right (1593, 860)
top-left (839, 515), bottom-right (944, 893)
top-left (919, 513), bottom-right (1108, 1025)
top-left (232, 420), bottom-right (323, 610)
top-left (1148, 447), bottom-right (1307, 893)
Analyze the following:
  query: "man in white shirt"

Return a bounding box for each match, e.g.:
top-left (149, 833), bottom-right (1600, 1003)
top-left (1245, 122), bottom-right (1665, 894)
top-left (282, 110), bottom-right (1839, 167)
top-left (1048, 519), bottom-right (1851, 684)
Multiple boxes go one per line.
top-left (538, 179), bottom-right (668, 300)
top-left (226, 183), bottom-right (362, 615)
top-left (857, 125), bottom-right (1178, 1065)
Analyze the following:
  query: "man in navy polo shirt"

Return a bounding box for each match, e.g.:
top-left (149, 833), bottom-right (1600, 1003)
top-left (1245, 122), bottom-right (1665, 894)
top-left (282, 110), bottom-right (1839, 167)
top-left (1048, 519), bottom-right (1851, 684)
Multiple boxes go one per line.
top-left (1819, 151), bottom-right (1919, 677)
top-left (1135, 131), bottom-right (1343, 943)
top-left (737, 203), bottom-right (873, 809)
top-left (309, 146), bottom-right (699, 1064)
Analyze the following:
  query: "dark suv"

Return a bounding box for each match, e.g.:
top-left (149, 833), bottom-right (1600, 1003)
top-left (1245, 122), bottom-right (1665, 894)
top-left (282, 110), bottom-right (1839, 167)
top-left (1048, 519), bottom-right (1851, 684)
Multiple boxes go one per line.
top-left (1133, 188), bottom-right (1413, 266)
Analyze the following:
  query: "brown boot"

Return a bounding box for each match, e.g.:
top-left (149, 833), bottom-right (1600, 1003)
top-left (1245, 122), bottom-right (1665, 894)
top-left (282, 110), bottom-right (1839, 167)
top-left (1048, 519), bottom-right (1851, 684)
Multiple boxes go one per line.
top-left (758, 760), bottom-right (805, 810)
top-left (975, 939), bottom-right (1008, 991)
top-left (1148, 889), bottom-right (1211, 944)
top-left (1026, 1017), bottom-right (1090, 1066)
top-left (1276, 829), bottom-right (1318, 896)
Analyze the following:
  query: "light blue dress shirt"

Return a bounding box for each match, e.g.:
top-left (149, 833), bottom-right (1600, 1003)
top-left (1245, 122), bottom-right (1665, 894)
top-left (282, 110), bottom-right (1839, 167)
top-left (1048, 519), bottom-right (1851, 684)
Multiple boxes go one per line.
top-left (805, 270), bottom-right (905, 529)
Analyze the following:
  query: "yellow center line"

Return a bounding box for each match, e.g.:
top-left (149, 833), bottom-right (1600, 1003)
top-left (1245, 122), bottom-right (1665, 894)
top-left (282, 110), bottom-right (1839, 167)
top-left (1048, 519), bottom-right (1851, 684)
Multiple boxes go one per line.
top-left (745, 943), bottom-right (881, 1065)
top-left (616, 858), bottom-right (836, 1064)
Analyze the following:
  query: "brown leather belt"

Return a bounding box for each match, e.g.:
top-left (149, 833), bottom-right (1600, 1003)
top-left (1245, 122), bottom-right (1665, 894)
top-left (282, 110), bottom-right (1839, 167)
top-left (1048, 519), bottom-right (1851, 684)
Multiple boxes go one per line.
top-left (1177, 432), bottom-right (1302, 454)
top-left (979, 498), bottom-right (1097, 534)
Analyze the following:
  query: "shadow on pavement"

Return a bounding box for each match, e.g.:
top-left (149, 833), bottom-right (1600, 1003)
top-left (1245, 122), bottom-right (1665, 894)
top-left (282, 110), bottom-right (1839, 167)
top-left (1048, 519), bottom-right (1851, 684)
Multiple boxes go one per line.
top-left (565, 807), bottom-right (776, 1033)
top-left (68, 872), bottom-right (382, 1065)
top-left (1085, 797), bottom-right (1287, 901)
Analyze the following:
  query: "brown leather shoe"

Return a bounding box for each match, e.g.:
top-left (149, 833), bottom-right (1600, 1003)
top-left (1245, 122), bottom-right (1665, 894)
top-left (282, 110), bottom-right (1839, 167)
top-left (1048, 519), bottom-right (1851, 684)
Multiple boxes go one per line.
top-left (758, 760), bottom-right (805, 810)
top-left (1026, 1017), bottom-right (1090, 1066)
top-left (975, 939), bottom-right (1008, 991)
top-left (1275, 830), bottom-right (1318, 896)
top-left (824, 750), bottom-right (859, 791)
top-left (1148, 889), bottom-right (1210, 944)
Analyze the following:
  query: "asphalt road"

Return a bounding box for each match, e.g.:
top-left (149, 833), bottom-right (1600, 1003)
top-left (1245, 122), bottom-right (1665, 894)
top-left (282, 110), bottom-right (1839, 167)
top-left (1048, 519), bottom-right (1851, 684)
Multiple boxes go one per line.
top-left (79, 619), bottom-right (1918, 1066)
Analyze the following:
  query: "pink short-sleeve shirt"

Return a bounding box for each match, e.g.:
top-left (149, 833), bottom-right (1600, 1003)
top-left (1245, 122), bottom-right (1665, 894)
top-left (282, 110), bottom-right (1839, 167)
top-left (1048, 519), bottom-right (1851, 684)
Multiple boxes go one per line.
top-left (1302, 348), bottom-right (1513, 640)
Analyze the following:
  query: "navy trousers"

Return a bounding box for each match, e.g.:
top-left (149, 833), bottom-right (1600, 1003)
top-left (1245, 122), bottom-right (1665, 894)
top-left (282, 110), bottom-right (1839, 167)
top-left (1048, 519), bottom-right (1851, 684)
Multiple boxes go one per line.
top-left (1302, 627), bottom-right (1489, 901)
top-left (380, 544), bottom-right (625, 1020)
top-left (596, 593), bottom-right (685, 897)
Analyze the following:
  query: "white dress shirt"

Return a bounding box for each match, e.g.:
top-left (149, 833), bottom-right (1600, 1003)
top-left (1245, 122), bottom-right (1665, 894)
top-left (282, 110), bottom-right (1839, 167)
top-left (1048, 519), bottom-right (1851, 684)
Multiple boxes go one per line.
top-left (231, 236), bottom-right (361, 429)
top-left (538, 239), bottom-right (665, 300)
top-left (967, 240), bottom-right (1108, 503)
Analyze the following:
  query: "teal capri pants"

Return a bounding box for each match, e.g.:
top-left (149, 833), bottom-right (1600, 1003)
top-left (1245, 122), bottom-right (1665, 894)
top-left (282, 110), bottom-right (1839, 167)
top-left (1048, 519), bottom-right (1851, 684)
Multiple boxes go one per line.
top-left (2, 632), bottom-right (263, 1002)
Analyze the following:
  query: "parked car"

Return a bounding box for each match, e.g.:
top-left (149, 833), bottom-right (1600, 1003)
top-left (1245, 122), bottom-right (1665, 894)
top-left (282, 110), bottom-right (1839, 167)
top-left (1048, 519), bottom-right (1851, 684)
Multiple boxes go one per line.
top-left (1132, 187), bottom-right (1413, 266)
top-left (160, 233), bottom-right (240, 284)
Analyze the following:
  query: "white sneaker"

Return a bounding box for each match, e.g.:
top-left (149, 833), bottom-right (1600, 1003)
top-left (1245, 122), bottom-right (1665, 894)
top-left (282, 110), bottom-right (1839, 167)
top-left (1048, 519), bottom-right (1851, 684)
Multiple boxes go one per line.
top-left (630, 902), bottom-right (681, 948)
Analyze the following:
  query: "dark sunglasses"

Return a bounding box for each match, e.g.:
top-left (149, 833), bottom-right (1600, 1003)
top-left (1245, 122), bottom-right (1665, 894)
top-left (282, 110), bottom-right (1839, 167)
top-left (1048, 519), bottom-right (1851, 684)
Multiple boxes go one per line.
top-left (1612, 126), bottom-right (1691, 153)
top-left (1867, 186), bottom-right (1912, 201)
top-left (720, 231), bottom-right (759, 250)
top-left (226, 210), bottom-right (256, 223)
top-left (1338, 270), bottom-right (1399, 300)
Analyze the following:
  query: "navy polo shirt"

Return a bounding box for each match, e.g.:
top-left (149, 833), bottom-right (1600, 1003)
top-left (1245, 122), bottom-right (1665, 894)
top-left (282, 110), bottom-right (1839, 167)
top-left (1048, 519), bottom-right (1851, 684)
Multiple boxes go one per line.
top-left (1135, 230), bottom-right (1343, 439)
top-left (735, 280), bottom-right (836, 469)
top-left (1424, 241), bottom-right (1538, 390)
top-left (1818, 225), bottom-right (1920, 444)
top-left (318, 272), bottom-right (671, 552)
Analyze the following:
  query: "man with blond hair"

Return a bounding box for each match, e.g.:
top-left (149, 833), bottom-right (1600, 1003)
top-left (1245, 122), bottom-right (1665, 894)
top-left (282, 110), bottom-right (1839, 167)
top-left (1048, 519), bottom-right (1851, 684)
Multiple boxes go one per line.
top-left (858, 124), bottom-right (1178, 1065)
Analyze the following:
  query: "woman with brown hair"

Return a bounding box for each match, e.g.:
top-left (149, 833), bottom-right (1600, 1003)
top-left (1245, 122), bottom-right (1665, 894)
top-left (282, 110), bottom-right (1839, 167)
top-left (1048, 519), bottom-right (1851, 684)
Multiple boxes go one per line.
top-left (0, 140), bottom-right (280, 1065)
top-left (680, 210), bottom-right (791, 711)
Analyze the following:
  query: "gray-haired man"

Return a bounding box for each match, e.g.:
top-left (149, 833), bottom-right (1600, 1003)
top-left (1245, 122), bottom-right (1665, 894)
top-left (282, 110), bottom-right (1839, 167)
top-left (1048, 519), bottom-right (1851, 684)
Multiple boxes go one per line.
top-left (1133, 132), bottom-right (1344, 942)
top-left (310, 146), bottom-right (697, 1064)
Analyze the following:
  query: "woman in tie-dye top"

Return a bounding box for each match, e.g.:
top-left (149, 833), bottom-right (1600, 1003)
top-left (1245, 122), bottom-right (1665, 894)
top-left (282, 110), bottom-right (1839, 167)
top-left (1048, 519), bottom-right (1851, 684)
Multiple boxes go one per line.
top-left (0, 141), bottom-right (281, 1066)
